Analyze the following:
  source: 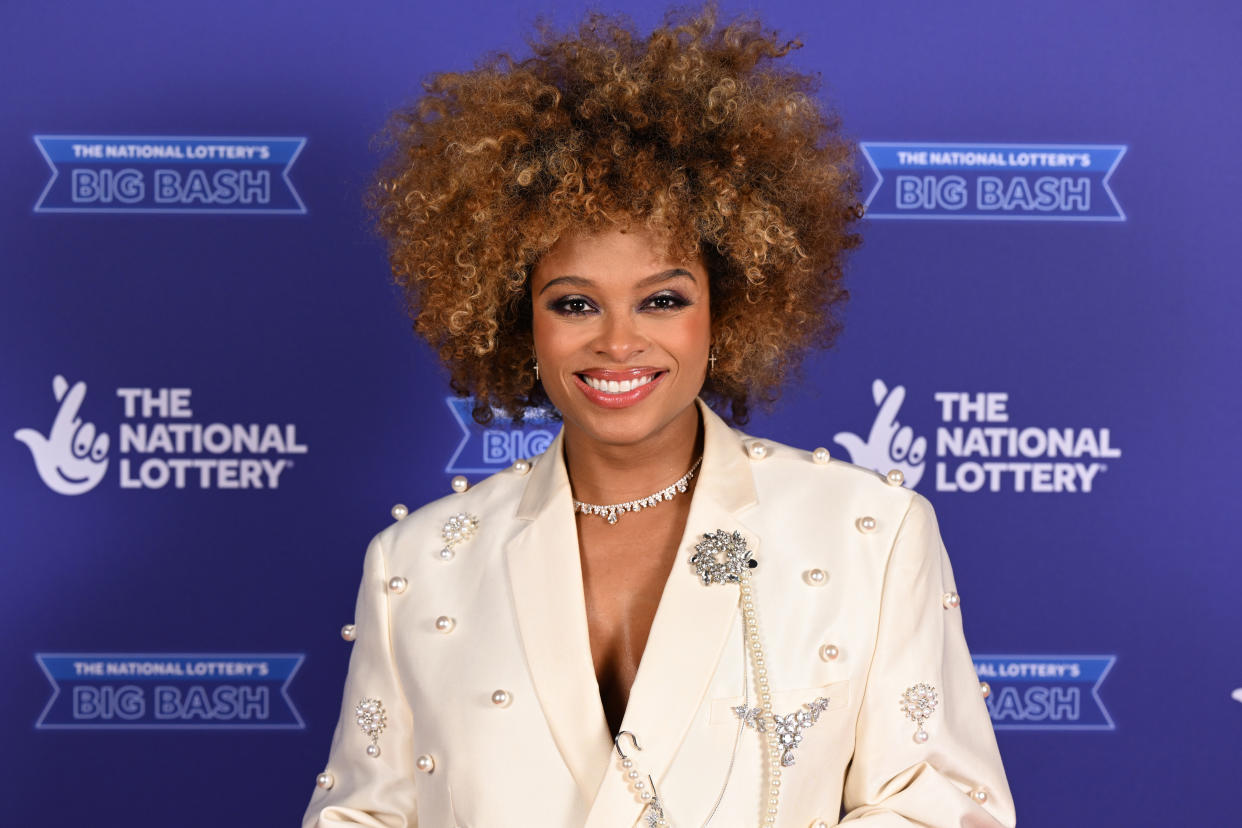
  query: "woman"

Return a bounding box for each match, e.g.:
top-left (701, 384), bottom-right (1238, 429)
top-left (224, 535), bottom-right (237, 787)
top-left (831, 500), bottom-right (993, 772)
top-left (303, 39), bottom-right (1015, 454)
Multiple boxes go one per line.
top-left (304, 6), bottom-right (1015, 826)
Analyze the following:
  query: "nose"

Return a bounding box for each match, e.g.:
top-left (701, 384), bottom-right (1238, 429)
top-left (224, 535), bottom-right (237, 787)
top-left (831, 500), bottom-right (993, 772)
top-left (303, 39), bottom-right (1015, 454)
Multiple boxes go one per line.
top-left (591, 311), bottom-right (648, 363)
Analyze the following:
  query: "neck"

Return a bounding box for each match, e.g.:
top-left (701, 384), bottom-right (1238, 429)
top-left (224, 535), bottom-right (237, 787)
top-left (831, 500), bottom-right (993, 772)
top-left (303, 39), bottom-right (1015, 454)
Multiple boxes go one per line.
top-left (561, 402), bottom-right (704, 506)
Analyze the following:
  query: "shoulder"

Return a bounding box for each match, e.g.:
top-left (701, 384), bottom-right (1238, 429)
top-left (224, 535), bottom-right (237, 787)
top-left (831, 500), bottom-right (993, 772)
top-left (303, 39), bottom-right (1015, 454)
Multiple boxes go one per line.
top-left (364, 459), bottom-right (536, 568)
top-left (735, 428), bottom-right (930, 537)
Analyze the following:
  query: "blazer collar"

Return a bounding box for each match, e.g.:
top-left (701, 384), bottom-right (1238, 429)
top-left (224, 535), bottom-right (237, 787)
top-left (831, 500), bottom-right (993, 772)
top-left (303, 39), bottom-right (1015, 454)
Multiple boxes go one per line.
top-left (506, 398), bottom-right (758, 822)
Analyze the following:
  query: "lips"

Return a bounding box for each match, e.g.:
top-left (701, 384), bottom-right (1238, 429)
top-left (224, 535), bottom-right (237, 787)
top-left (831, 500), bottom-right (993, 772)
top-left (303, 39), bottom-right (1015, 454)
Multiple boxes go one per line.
top-left (573, 368), bottom-right (666, 409)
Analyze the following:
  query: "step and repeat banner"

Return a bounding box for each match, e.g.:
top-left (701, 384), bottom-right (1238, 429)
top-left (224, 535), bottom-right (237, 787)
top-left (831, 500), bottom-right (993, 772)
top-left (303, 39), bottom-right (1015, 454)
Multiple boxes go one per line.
top-left (2, 1), bottom-right (1238, 825)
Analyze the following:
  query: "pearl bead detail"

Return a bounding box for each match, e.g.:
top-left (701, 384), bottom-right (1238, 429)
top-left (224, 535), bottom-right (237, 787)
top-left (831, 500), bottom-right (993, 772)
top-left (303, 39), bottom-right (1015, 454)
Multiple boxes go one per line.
top-left (366, 743), bottom-right (381, 758)
top-left (434, 616), bottom-right (455, 633)
top-left (803, 568), bottom-right (828, 586)
top-left (450, 475), bottom-right (469, 493)
top-left (856, 516), bottom-right (877, 533)
top-left (415, 754), bottom-right (435, 773)
top-left (390, 503), bottom-right (408, 520)
top-left (971, 788), bottom-right (989, 804)
top-left (811, 821), bottom-right (830, 828)
top-left (819, 644), bottom-right (840, 661)
top-left (340, 624), bottom-right (356, 642)
top-left (942, 591), bottom-right (960, 609)
top-left (980, 681), bottom-right (991, 699)
top-left (491, 689), bottom-right (511, 707)
top-left (812, 447), bottom-right (830, 464)
top-left (512, 459), bottom-right (531, 475)
top-left (913, 729), bottom-right (929, 744)
top-left (438, 547), bottom-right (455, 561)
top-left (387, 576), bottom-right (407, 594)
top-left (886, 469), bottom-right (904, 486)
top-left (748, 441), bottom-right (768, 460)
top-left (316, 771), bottom-right (334, 789)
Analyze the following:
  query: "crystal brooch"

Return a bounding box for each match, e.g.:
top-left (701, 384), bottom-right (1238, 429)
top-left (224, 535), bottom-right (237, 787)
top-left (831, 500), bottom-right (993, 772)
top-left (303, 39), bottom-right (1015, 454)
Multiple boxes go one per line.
top-left (355, 697), bottom-right (387, 758)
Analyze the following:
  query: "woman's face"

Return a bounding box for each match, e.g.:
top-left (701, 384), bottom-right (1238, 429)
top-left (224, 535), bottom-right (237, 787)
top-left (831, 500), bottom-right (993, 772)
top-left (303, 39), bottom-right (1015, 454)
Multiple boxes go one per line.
top-left (530, 225), bottom-right (711, 449)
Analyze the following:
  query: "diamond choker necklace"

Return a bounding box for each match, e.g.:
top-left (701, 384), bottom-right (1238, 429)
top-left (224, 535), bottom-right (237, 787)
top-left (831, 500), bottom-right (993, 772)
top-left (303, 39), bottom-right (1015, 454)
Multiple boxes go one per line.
top-left (572, 456), bottom-right (703, 525)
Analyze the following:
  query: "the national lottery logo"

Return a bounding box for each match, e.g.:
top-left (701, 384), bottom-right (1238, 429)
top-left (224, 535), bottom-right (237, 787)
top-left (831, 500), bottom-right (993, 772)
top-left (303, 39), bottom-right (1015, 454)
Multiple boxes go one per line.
top-left (973, 655), bottom-right (1116, 731)
top-left (444, 397), bottom-right (560, 475)
top-left (33, 135), bottom-right (307, 214)
top-left (13, 374), bottom-right (307, 494)
top-left (833, 379), bottom-right (1121, 493)
top-left (858, 142), bottom-right (1126, 221)
top-left (35, 653), bottom-right (304, 730)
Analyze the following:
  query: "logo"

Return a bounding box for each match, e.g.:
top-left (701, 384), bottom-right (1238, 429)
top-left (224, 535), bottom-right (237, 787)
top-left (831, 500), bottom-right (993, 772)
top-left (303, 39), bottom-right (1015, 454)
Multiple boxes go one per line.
top-left (834, 379), bottom-right (1121, 493)
top-left (35, 653), bottom-right (304, 730)
top-left (833, 379), bottom-right (927, 488)
top-left (974, 654), bottom-right (1116, 731)
top-left (859, 142), bottom-right (1125, 221)
top-left (15, 374), bottom-right (307, 493)
top-left (34, 135), bottom-right (306, 214)
top-left (444, 397), bottom-right (559, 475)
top-left (14, 375), bottom-right (110, 495)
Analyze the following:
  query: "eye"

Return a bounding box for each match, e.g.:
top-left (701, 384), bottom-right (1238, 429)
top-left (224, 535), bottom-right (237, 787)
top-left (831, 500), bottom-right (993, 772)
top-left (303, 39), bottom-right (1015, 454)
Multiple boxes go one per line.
top-left (643, 291), bottom-right (690, 311)
top-left (548, 295), bottom-right (596, 317)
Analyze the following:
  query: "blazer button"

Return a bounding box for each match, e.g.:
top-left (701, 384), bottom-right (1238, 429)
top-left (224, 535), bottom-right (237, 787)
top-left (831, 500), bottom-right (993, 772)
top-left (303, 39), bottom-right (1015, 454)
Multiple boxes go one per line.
top-left (315, 771), bottom-right (334, 790)
top-left (416, 754), bottom-right (435, 773)
top-left (390, 503), bottom-right (408, 520)
top-left (387, 576), bottom-right (408, 594)
top-left (855, 516), bottom-right (877, 533)
top-left (340, 624), bottom-right (356, 642)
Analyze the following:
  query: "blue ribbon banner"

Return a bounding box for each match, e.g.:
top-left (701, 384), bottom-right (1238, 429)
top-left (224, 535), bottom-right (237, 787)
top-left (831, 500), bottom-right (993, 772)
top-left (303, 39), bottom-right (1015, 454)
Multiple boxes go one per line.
top-left (444, 397), bottom-right (561, 475)
top-left (35, 653), bottom-right (304, 730)
top-left (859, 143), bottom-right (1125, 221)
top-left (33, 135), bottom-right (307, 214)
top-left (973, 654), bottom-right (1116, 731)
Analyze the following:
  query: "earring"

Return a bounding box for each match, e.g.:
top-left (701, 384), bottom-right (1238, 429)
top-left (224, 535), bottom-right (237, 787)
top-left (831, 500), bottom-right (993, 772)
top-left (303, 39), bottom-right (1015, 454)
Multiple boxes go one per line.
top-left (708, 348), bottom-right (717, 375)
top-left (533, 356), bottom-right (540, 381)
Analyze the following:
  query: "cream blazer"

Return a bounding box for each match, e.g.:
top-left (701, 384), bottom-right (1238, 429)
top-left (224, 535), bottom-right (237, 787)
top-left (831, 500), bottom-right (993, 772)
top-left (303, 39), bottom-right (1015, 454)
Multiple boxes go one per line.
top-left (303, 399), bottom-right (1016, 827)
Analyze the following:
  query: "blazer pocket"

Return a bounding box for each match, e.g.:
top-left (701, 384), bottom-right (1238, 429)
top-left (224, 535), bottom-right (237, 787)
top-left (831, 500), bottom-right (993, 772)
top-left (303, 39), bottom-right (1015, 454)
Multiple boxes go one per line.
top-left (709, 681), bottom-right (850, 726)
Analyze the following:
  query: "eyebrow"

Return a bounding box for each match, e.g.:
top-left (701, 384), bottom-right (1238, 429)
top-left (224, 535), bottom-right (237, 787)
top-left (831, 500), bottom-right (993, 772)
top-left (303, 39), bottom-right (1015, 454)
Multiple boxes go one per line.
top-left (537, 268), bottom-right (696, 296)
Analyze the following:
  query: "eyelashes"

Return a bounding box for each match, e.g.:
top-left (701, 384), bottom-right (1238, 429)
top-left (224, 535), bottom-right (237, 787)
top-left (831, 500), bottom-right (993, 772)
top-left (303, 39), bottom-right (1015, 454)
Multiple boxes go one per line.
top-left (546, 291), bottom-right (692, 317)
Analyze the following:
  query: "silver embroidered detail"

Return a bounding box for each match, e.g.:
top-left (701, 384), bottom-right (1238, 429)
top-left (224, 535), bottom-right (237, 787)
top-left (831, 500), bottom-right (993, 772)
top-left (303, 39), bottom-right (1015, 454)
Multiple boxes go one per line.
top-left (689, 529), bottom-right (755, 585)
top-left (901, 682), bottom-right (939, 742)
top-left (574, 456), bottom-right (702, 525)
top-left (355, 697), bottom-right (387, 757)
top-left (733, 696), bottom-right (831, 766)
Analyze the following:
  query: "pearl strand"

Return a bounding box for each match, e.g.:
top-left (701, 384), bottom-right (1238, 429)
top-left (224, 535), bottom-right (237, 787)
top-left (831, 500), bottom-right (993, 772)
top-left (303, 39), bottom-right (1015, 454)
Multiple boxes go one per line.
top-left (740, 570), bottom-right (781, 826)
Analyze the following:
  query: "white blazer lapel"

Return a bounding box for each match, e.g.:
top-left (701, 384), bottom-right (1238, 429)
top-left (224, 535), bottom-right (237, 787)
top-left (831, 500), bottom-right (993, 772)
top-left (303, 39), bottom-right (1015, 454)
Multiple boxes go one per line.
top-left (585, 400), bottom-right (759, 827)
top-left (505, 429), bottom-right (614, 807)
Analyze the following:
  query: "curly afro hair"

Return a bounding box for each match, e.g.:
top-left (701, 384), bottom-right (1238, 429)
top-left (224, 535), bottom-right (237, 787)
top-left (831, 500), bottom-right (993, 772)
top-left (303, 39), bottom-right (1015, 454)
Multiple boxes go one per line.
top-left (367, 3), bottom-right (862, 425)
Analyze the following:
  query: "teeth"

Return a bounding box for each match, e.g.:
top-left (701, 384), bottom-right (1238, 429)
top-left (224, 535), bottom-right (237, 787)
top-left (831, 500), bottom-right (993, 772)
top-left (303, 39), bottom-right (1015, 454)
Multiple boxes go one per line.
top-left (583, 374), bottom-right (655, 394)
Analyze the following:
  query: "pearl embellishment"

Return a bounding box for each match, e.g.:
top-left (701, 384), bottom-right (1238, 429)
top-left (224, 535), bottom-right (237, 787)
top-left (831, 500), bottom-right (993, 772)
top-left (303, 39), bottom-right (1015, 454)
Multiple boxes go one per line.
top-left (803, 568), bottom-right (828, 586)
top-left (387, 576), bottom-right (407, 594)
top-left (819, 644), bottom-right (840, 661)
top-left (316, 771), bottom-right (334, 789)
top-left (390, 503), bottom-right (408, 520)
top-left (856, 516), bottom-right (877, 533)
top-left (885, 469), bottom-right (904, 486)
top-left (812, 447), bottom-right (831, 464)
top-left (980, 681), bottom-right (991, 699)
top-left (971, 789), bottom-right (989, 804)
top-left (942, 591), bottom-right (960, 609)
top-left (491, 689), bottom-right (511, 707)
top-left (434, 616), bottom-right (455, 633)
top-left (450, 475), bottom-right (469, 493)
top-left (365, 744), bottom-right (380, 757)
top-left (416, 754), bottom-right (435, 773)
top-left (748, 441), bottom-right (768, 459)
top-left (512, 459), bottom-right (531, 475)
top-left (340, 624), bottom-right (356, 642)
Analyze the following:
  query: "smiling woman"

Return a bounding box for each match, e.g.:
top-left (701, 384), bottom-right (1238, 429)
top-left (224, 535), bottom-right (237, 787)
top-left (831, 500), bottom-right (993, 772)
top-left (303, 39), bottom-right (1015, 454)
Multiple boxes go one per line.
top-left (304, 5), bottom-right (1015, 827)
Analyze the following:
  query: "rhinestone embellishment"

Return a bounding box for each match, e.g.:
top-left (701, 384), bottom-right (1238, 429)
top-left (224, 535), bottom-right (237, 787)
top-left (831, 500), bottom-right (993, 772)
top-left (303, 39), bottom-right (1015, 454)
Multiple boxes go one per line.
top-left (355, 697), bottom-right (387, 757)
top-left (901, 682), bottom-right (939, 743)
top-left (438, 512), bottom-right (479, 560)
top-left (689, 529), bottom-right (756, 585)
top-left (732, 696), bottom-right (831, 766)
top-left (574, 456), bottom-right (702, 525)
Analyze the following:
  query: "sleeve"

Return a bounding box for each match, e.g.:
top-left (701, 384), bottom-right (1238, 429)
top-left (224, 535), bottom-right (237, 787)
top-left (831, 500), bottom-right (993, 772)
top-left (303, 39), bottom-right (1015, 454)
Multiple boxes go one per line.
top-left (839, 494), bottom-right (1017, 827)
top-left (302, 532), bottom-right (419, 828)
